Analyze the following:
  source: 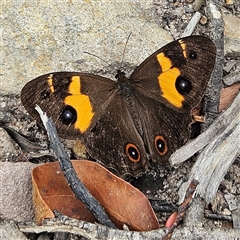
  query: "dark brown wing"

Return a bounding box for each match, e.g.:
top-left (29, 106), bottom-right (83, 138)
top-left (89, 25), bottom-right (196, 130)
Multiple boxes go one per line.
top-left (85, 93), bottom-right (149, 176)
top-left (21, 36), bottom-right (216, 176)
top-left (132, 89), bottom-right (191, 166)
top-left (21, 72), bottom-right (116, 138)
top-left (130, 36), bottom-right (216, 112)
top-left (21, 72), bottom-right (149, 176)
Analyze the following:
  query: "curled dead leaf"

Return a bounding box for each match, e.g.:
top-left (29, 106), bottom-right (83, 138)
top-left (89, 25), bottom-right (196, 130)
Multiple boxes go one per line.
top-left (32, 160), bottom-right (159, 231)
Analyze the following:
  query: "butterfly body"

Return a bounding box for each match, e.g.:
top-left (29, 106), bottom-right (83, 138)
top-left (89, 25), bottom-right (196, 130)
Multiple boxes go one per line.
top-left (21, 36), bottom-right (216, 176)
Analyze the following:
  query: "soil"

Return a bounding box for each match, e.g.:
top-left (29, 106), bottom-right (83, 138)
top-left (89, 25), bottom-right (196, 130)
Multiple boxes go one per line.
top-left (1, 0), bottom-right (239, 239)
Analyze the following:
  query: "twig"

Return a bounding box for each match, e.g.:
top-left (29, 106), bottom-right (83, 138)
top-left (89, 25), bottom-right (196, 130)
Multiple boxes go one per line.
top-left (223, 70), bottom-right (240, 86)
top-left (163, 180), bottom-right (199, 240)
top-left (35, 105), bottom-right (116, 229)
top-left (181, 12), bottom-right (201, 37)
top-left (170, 93), bottom-right (239, 204)
top-left (19, 217), bottom-right (240, 240)
top-left (19, 216), bottom-right (168, 240)
top-left (204, 212), bottom-right (232, 222)
top-left (169, 93), bottom-right (239, 167)
top-left (203, 1), bottom-right (224, 129)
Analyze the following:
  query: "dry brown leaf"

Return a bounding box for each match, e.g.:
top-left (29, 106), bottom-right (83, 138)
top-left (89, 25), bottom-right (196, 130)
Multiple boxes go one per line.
top-left (32, 162), bottom-right (95, 226)
top-left (32, 160), bottom-right (159, 231)
top-left (219, 83), bottom-right (240, 112)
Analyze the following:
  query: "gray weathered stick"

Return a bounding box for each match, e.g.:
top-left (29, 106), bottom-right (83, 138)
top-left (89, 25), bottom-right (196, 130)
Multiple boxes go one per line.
top-left (223, 70), bottom-right (240, 86)
top-left (18, 215), bottom-right (240, 240)
top-left (181, 12), bottom-right (201, 37)
top-left (169, 93), bottom-right (239, 167)
top-left (170, 93), bottom-right (239, 204)
top-left (203, 1), bottom-right (224, 129)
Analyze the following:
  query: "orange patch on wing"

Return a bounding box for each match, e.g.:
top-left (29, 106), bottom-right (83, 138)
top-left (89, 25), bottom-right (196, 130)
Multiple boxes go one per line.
top-left (157, 53), bottom-right (184, 108)
top-left (179, 39), bottom-right (187, 58)
top-left (47, 74), bottom-right (54, 93)
top-left (64, 76), bottom-right (94, 133)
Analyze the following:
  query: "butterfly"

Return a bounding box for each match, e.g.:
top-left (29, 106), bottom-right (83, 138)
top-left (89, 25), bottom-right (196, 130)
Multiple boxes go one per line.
top-left (21, 36), bottom-right (216, 177)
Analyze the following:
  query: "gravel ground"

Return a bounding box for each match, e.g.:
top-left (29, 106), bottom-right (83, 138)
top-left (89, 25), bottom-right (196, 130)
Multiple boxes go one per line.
top-left (0, 0), bottom-right (239, 239)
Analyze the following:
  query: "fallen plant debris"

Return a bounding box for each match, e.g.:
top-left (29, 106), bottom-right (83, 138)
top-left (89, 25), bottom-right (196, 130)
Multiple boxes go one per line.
top-left (1, 1), bottom-right (240, 239)
top-left (32, 104), bottom-right (201, 238)
top-left (32, 160), bottom-right (159, 231)
top-left (18, 178), bottom-right (201, 239)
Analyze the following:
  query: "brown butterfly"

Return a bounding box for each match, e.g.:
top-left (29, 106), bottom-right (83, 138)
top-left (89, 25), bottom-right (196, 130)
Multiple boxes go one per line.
top-left (21, 36), bottom-right (216, 177)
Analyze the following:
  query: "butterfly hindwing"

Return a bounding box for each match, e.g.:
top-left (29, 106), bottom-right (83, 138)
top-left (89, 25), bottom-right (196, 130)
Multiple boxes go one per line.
top-left (85, 93), bottom-right (149, 176)
top-left (132, 89), bottom-right (191, 167)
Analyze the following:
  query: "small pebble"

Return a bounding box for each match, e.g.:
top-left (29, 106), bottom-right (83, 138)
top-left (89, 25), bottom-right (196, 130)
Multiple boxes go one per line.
top-left (200, 15), bottom-right (208, 25)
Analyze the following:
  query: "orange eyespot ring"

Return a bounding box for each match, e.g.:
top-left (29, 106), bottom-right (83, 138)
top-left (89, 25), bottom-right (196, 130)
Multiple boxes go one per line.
top-left (154, 136), bottom-right (168, 156)
top-left (125, 143), bottom-right (141, 163)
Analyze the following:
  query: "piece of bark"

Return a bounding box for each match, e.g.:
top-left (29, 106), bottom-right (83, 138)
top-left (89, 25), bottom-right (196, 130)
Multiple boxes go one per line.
top-left (223, 70), bottom-right (240, 86)
top-left (223, 59), bottom-right (237, 73)
top-left (232, 204), bottom-right (240, 229)
top-left (225, 194), bottom-right (240, 229)
top-left (18, 215), bottom-right (240, 240)
top-left (184, 117), bottom-right (239, 203)
top-left (19, 215), bottom-right (168, 240)
top-left (169, 93), bottom-right (239, 166)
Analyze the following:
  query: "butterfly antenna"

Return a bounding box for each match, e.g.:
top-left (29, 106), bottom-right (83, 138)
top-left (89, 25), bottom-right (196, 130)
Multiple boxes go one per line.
top-left (120, 32), bottom-right (132, 68)
top-left (83, 51), bottom-right (110, 66)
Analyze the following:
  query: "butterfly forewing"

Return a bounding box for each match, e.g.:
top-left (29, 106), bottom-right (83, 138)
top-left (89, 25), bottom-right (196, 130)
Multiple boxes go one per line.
top-left (130, 36), bottom-right (216, 112)
top-left (21, 72), bottom-right (116, 138)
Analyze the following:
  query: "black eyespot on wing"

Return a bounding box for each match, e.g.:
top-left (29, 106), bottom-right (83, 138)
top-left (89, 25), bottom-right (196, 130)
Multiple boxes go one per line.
top-left (126, 143), bottom-right (141, 162)
top-left (175, 76), bottom-right (192, 95)
top-left (60, 105), bottom-right (77, 125)
top-left (154, 136), bottom-right (168, 156)
top-left (40, 90), bottom-right (50, 100)
top-left (189, 50), bottom-right (197, 60)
